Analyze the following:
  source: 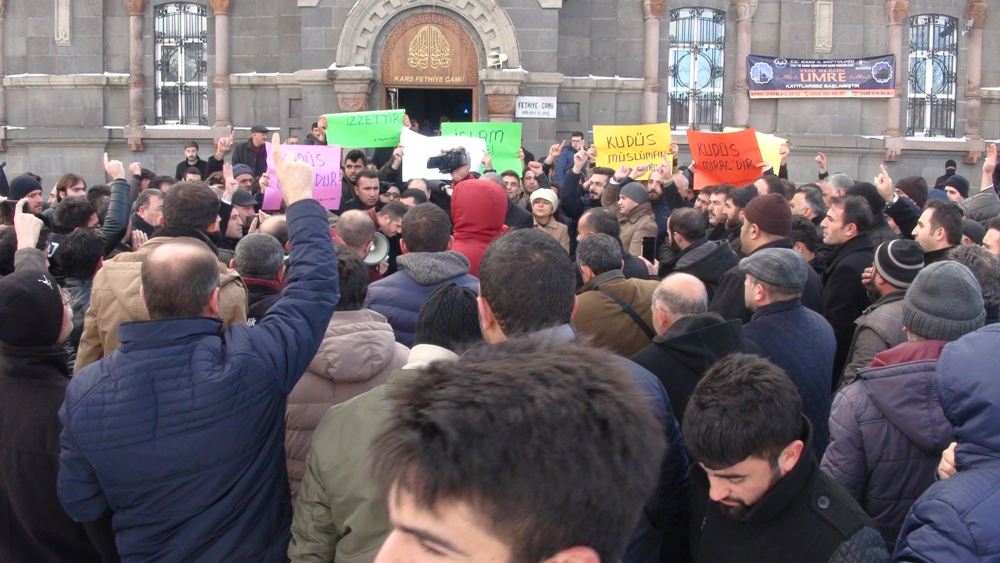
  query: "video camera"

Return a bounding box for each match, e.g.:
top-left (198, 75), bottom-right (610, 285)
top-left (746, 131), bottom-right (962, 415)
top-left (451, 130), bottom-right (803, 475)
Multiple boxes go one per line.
top-left (426, 149), bottom-right (468, 173)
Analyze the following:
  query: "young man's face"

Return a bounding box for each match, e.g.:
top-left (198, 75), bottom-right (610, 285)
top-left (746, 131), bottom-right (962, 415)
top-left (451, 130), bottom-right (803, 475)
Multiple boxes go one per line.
top-left (65, 181), bottom-right (87, 199)
top-left (185, 172), bottom-right (202, 182)
top-left (355, 177), bottom-right (381, 208)
top-left (983, 228), bottom-right (1000, 258)
top-left (618, 195), bottom-right (638, 216)
top-left (185, 147), bottom-right (198, 161)
top-left (821, 204), bottom-right (852, 245)
top-left (138, 195), bottom-right (164, 226)
top-left (944, 187), bottom-right (965, 202)
top-left (502, 175), bottom-right (521, 200)
top-left (709, 194), bottom-right (728, 226)
top-left (225, 213), bottom-right (243, 240)
top-left (911, 208), bottom-right (939, 252)
top-left (523, 171), bottom-right (539, 192)
top-left (375, 486), bottom-right (512, 563)
top-left (701, 456), bottom-right (784, 520)
top-left (589, 174), bottom-right (609, 200)
top-left (723, 198), bottom-right (742, 229)
top-left (25, 189), bottom-right (44, 214)
top-left (380, 214), bottom-right (403, 237)
top-left (570, 135), bottom-right (585, 151)
top-left (695, 191), bottom-right (711, 214)
top-left (344, 158), bottom-right (365, 183)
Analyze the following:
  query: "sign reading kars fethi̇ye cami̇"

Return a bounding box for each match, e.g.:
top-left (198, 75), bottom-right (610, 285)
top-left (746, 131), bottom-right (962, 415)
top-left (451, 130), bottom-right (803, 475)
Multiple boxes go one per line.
top-left (747, 55), bottom-right (896, 98)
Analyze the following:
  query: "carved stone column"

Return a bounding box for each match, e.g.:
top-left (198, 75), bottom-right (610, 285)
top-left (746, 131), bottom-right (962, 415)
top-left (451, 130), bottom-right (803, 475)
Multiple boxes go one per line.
top-left (328, 67), bottom-right (374, 113)
top-left (480, 69), bottom-right (525, 122)
top-left (883, 0), bottom-right (908, 161)
top-left (641, 0), bottom-right (666, 123)
top-left (210, 0), bottom-right (232, 128)
top-left (732, 0), bottom-right (757, 128)
top-left (124, 0), bottom-right (146, 151)
top-left (0, 0), bottom-right (6, 151)
top-left (963, 0), bottom-right (988, 163)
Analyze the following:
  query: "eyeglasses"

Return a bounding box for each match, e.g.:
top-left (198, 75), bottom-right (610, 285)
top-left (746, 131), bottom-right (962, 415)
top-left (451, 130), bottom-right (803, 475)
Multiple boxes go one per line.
top-left (385, 192), bottom-right (400, 200)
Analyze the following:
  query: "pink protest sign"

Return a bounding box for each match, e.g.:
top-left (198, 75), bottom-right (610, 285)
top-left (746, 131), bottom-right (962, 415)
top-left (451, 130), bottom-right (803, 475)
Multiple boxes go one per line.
top-left (263, 142), bottom-right (343, 211)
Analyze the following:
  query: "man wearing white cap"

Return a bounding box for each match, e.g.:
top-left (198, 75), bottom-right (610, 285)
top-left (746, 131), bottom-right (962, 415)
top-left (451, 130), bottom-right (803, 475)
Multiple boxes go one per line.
top-left (530, 188), bottom-right (569, 253)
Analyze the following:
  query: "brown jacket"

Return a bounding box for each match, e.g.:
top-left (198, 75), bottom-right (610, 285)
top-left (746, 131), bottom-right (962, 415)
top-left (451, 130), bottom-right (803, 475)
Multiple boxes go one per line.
top-left (285, 309), bottom-right (409, 501)
top-left (572, 270), bottom-right (659, 357)
top-left (74, 236), bottom-right (248, 372)
top-left (533, 217), bottom-right (570, 253)
top-left (620, 204), bottom-right (658, 257)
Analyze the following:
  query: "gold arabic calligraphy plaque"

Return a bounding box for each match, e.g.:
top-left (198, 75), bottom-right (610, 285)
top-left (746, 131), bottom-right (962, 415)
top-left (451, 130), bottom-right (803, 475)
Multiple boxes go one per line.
top-left (381, 13), bottom-right (478, 87)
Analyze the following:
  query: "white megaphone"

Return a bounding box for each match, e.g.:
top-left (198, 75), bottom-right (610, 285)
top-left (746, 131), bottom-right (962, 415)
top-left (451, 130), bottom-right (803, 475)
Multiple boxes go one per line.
top-left (487, 50), bottom-right (508, 69)
top-left (364, 232), bottom-right (390, 266)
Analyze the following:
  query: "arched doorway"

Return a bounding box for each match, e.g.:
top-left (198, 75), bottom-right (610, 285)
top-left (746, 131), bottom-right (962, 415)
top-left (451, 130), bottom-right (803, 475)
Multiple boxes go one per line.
top-left (380, 13), bottom-right (480, 132)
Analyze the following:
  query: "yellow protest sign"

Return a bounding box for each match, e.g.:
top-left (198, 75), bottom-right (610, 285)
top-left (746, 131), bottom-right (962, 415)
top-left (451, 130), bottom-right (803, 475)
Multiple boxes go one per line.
top-left (593, 123), bottom-right (672, 180)
top-left (724, 127), bottom-right (788, 173)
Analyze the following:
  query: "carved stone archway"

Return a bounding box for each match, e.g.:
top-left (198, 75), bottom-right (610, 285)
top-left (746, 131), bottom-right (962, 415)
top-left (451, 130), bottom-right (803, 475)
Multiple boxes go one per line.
top-left (335, 0), bottom-right (520, 69)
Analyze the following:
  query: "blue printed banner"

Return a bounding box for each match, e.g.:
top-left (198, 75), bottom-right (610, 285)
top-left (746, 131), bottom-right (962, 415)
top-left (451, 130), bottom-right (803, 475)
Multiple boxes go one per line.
top-left (747, 55), bottom-right (895, 98)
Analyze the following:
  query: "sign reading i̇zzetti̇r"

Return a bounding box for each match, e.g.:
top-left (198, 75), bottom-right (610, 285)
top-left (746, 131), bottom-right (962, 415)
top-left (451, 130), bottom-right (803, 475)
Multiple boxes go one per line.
top-left (747, 55), bottom-right (896, 98)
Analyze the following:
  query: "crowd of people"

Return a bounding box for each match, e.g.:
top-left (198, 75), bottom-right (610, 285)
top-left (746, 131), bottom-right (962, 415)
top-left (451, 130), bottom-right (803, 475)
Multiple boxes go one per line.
top-left (1, 117), bottom-right (999, 563)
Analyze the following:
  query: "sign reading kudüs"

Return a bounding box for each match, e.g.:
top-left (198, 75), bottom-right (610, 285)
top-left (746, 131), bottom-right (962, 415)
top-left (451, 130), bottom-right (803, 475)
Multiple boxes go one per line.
top-left (262, 142), bottom-right (343, 211)
top-left (593, 123), bottom-right (672, 181)
top-left (747, 55), bottom-right (896, 98)
top-left (687, 129), bottom-right (764, 191)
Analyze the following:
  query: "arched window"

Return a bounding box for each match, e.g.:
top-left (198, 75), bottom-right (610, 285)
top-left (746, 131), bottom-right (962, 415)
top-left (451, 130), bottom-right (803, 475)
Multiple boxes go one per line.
top-left (154, 3), bottom-right (208, 125)
top-left (668, 8), bottom-right (725, 131)
top-left (907, 15), bottom-right (958, 137)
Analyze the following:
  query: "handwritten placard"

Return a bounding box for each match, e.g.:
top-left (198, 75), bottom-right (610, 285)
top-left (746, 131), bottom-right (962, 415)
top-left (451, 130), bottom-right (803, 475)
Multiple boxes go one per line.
top-left (262, 142), bottom-right (343, 211)
top-left (687, 129), bottom-right (765, 191)
top-left (593, 123), bottom-right (672, 181)
top-left (441, 122), bottom-right (522, 175)
top-left (724, 127), bottom-right (788, 174)
top-left (323, 109), bottom-right (405, 148)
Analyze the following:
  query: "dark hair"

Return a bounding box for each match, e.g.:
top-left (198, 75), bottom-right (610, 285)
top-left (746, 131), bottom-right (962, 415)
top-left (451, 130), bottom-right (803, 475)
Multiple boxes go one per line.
top-left (925, 200), bottom-right (964, 246)
top-left (479, 229), bottom-right (577, 336)
top-left (947, 245), bottom-right (1000, 311)
top-left (149, 175), bottom-right (177, 192)
top-left (162, 182), bottom-right (220, 231)
top-left (371, 336), bottom-right (665, 563)
top-left (684, 353), bottom-right (803, 469)
top-left (591, 166), bottom-right (615, 178)
top-left (580, 207), bottom-right (621, 240)
top-left (184, 166), bottom-right (203, 179)
top-left (55, 173), bottom-right (86, 198)
top-left (53, 197), bottom-right (96, 234)
top-left (86, 184), bottom-right (111, 200)
top-left (711, 184), bottom-right (734, 197)
top-left (500, 169), bottom-right (520, 180)
top-left (344, 149), bottom-right (367, 165)
top-left (233, 233), bottom-right (284, 279)
top-left (59, 229), bottom-right (103, 279)
top-left (185, 140), bottom-right (199, 150)
top-left (790, 214), bottom-right (821, 252)
top-left (570, 130), bottom-right (585, 138)
top-left (576, 233), bottom-right (622, 275)
top-left (0, 228), bottom-right (16, 275)
top-left (135, 188), bottom-right (165, 213)
top-left (830, 195), bottom-right (873, 234)
top-left (414, 282), bottom-right (482, 350)
top-left (780, 179), bottom-right (797, 201)
top-left (794, 185), bottom-right (826, 217)
top-left (140, 240), bottom-right (220, 319)
top-left (986, 217), bottom-right (1000, 233)
top-left (205, 172), bottom-right (224, 187)
top-left (336, 246), bottom-right (368, 311)
top-left (669, 207), bottom-right (707, 242)
top-left (846, 182), bottom-right (886, 217)
top-left (402, 203), bottom-right (452, 253)
top-left (140, 168), bottom-right (157, 181)
top-left (311, 121), bottom-right (319, 129)
top-left (399, 188), bottom-right (428, 204)
top-left (355, 169), bottom-right (379, 184)
top-left (377, 201), bottom-right (408, 221)
top-left (756, 175), bottom-right (784, 197)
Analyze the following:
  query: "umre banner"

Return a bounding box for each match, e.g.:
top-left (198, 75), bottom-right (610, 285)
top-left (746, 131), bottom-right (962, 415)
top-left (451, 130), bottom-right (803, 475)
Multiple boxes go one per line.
top-left (747, 55), bottom-right (896, 98)
top-left (687, 129), bottom-right (765, 191)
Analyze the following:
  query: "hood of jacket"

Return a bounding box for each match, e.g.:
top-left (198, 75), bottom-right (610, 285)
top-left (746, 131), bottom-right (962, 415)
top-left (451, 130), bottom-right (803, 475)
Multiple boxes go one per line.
top-left (675, 239), bottom-right (735, 271)
top-left (451, 178), bottom-right (508, 242)
top-left (402, 344), bottom-right (460, 370)
top-left (396, 251), bottom-right (473, 286)
top-left (625, 202), bottom-right (654, 223)
top-left (101, 235), bottom-right (242, 323)
top-left (307, 309), bottom-right (402, 383)
top-left (653, 312), bottom-right (746, 374)
top-left (935, 325), bottom-right (1000, 467)
top-left (859, 340), bottom-right (952, 454)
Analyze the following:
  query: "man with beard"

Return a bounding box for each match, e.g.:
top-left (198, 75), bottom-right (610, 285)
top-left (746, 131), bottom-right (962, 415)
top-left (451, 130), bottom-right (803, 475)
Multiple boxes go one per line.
top-left (695, 188), bottom-right (711, 220)
top-left (724, 184), bottom-right (758, 258)
top-left (657, 208), bottom-right (737, 299)
top-left (685, 353), bottom-right (888, 562)
top-left (705, 185), bottom-right (732, 241)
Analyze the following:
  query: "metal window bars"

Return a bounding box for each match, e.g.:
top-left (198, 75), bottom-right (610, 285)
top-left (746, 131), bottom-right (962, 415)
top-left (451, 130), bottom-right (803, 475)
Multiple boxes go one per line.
top-left (154, 2), bottom-right (208, 125)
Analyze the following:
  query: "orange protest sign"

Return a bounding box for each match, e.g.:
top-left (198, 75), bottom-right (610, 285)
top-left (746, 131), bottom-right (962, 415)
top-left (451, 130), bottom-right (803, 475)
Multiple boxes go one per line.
top-left (687, 129), bottom-right (765, 191)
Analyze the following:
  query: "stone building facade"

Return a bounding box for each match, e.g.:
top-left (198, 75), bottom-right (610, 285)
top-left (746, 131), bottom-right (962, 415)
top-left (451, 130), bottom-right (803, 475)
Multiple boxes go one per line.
top-left (0, 0), bottom-right (997, 190)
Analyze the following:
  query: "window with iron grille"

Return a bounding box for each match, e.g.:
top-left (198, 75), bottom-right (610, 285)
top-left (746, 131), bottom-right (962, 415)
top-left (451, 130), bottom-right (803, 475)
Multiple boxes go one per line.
top-left (907, 15), bottom-right (958, 137)
top-left (154, 3), bottom-right (208, 125)
top-left (668, 8), bottom-right (725, 131)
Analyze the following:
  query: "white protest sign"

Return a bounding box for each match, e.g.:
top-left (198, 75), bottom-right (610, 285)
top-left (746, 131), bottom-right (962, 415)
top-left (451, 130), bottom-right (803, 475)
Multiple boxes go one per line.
top-left (515, 96), bottom-right (557, 119)
top-left (401, 127), bottom-right (487, 181)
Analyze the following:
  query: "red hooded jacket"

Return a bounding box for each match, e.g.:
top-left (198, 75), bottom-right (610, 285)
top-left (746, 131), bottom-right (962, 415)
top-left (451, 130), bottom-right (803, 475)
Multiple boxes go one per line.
top-left (450, 178), bottom-right (509, 276)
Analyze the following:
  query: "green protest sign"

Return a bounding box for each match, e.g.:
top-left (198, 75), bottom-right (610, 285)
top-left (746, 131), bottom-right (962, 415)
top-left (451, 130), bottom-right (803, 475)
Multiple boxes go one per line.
top-left (323, 109), bottom-right (405, 148)
top-left (441, 122), bottom-right (523, 176)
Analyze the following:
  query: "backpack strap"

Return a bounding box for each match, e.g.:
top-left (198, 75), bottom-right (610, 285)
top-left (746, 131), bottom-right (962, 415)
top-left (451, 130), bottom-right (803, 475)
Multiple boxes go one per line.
top-left (596, 288), bottom-right (656, 341)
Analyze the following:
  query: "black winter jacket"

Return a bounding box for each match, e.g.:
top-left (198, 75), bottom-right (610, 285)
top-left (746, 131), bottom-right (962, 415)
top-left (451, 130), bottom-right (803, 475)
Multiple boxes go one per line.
top-left (822, 234), bottom-right (875, 389)
top-left (659, 238), bottom-right (738, 300)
